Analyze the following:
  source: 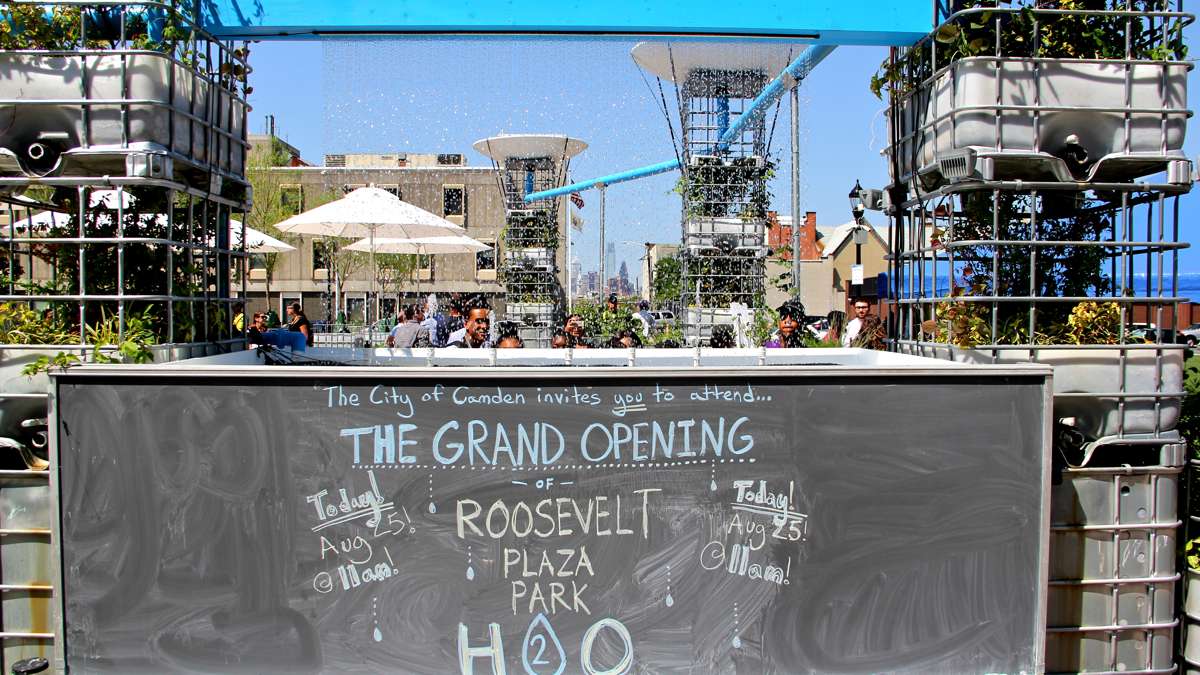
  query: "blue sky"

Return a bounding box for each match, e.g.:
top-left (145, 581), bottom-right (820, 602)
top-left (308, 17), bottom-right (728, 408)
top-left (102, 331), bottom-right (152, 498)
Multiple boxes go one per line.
top-left (246, 30), bottom-right (1200, 279)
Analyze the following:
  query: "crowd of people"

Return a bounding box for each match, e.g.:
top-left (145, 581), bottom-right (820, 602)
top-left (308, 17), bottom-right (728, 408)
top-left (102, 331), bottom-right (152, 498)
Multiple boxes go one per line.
top-left (241, 293), bottom-right (887, 351)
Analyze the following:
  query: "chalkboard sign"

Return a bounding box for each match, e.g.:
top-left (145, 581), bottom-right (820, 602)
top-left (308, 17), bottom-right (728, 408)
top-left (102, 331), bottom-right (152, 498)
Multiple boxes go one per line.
top-left (53, 367), bottom-right (1050, 674)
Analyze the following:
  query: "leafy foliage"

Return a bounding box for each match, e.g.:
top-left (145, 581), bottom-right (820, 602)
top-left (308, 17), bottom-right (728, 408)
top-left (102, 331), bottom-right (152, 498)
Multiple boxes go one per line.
top-left (872, 0), bottom-right (1189, 99)
top-left (0, 302), bottom-right (76, 345)
top-left (572, 298), bottom-right (638, 343)
top-left (651, 256), bottom-right (682, 304)
top-left (674, 157), bottom-right (776, 221)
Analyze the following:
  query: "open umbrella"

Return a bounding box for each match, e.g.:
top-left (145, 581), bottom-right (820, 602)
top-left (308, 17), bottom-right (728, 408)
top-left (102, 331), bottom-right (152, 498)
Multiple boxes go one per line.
top-left (344, 234), bottom-right (490, 254)
top-left (9, 203), bottom-right (293, 253)
top-left (232, 225), bottom-right (295, 253)
top-left (273, 187), bottom-right (466, 322)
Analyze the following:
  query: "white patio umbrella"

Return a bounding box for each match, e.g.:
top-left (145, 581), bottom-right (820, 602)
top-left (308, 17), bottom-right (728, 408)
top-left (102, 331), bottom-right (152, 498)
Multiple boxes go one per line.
top-left (273, 187), bottom-right (466, 322)
top-left (344, 234), bottom-right (490, 254)
top-left (231, 225), bottom-right (295, 253)
top-left (9, 206), bottom-right (293, 253)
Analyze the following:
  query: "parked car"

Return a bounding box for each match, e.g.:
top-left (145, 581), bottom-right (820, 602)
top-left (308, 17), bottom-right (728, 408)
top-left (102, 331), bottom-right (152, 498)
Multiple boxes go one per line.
top-left (1179, 323), bottom-right (1200, 346)
top-left (1127, 327), bottom-right (1189, 345)
top-left (649, 310), bottom-right (676, 326)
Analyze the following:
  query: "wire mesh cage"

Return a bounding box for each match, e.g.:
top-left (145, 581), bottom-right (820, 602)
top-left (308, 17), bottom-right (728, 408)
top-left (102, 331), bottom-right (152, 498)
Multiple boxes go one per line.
top-left (882, 1), bottom-right (1193, 194)
top-left (498, 157), bottom-right (565, 213)
top-left (0, 0), bottom-right (251, 202)
top-left (892, 182), bottom-right (1188, 454)
top-left (0, 183), bottom-right (246, 352)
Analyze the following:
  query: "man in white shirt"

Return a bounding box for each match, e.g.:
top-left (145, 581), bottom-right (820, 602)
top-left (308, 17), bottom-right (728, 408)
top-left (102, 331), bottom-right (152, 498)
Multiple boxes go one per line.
top-left (842, 299), bottom-right (870, 347)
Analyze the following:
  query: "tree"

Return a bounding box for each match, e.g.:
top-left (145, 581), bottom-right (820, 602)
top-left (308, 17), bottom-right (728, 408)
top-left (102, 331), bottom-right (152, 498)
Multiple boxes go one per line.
top-left (244, 138), bottom-right (298, 312)
top-left (652, 256), bottom-right (681, 304)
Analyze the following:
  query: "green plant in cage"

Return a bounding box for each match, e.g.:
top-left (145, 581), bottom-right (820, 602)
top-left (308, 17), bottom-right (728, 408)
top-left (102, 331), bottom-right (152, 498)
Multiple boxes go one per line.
top-left (871, 0), bottom-right (1189, 100)
top-left (0, 301), bottom-right (76, 345)
top-left (674, 157), bottom-right (776, 221)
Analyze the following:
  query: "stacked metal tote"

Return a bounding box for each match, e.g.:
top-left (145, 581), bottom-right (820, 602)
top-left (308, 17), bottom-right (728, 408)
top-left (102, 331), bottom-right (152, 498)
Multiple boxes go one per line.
top-left (0, 1), bottom-right (251, 668)
top-left (631, 44), bottom-right (791, 345)
top-left (881, 3), bottom-right (1193, 672)
top-left (475, 135), bottom-right (584, 348)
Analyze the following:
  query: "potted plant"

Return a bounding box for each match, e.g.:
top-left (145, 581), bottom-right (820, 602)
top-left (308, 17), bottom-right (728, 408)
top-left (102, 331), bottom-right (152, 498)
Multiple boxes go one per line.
top-left (875, 1), bottom-right (1190, 190)
top-left (905, 189), bottom-right (1184, 459)
top-left (0, 0), bottom-right (250, 189)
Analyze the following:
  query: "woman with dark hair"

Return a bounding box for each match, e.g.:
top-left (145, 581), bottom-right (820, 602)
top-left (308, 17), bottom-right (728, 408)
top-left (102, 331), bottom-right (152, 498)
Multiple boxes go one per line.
top-left (286, 302), bottom-right (313, 346)
top-left (763, 301), bottom-right (806, 348)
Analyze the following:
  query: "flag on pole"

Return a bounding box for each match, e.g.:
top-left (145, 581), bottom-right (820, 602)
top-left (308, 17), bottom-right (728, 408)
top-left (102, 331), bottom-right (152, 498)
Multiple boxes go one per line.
top-left (570, 210), bottom-right (585, 232)
top-left (570, 192), bottom-right (585, 209)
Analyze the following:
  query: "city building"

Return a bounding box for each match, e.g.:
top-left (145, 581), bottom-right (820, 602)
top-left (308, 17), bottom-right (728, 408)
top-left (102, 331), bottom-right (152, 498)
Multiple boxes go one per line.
top-left (765, 211), bottom-right (889, 315)
top-left (238, 143), bottom-right (569, 323)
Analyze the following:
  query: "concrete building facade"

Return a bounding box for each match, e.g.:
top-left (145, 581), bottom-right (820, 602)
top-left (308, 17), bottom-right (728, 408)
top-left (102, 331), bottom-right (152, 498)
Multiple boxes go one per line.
top-left (239, 150), bottom-right (569, 323)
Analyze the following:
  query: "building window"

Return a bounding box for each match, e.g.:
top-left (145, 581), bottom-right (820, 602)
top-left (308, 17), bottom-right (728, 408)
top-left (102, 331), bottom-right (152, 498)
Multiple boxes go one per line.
top-left (341, 183), bottom-right (367, 195)
top-left (443, 185), bottom-right (465, 226)
top-left (312, 239), bottom-right (331, 272)
top-left (475, 242), bottom-right (496, 281)
top-left (280, 185), bottom-right (303, 215)
top-left (379, 184), bottom-right (402, 200)
top-left (437, 154), bottom-right (463, 166)
top-left (416, 254), bottom-right (433, 281)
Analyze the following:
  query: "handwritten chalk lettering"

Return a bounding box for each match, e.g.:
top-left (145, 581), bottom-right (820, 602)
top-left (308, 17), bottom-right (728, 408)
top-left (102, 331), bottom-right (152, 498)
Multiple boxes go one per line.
top-left (580, 618), bottom-right (635, 675)
top-left (580, 416), bottom-right (753, 462)
top-left (460, 616), bottom-right (633, 675)
top-left (458, 622), bottom-right (506, 675)
top-left (340, 425), bottom-right (420, 465)
top-left (731, 479), bottom-right (808, 540)
top-left (307, 470), bottom-right (391, 531)
top-left (319, 535), bottom-right (373, 564)
top-left (688, 383), bottom-right (764, 403)
top-left (610, 392), bottom-right (647, 417)
top-left (511, 579), bottom-right (591, 616)
top-left (724, 513), bottom-right (767, 551)
top-left (535, 386), bottom-right (602, 407)
top-left (370, 506), bottom-right (416, 538)
top-left (452, 387), bottom-right (528, 406)
top-left (323, 385), bottom-right (359, 408)
top-left (369, 386), bottom-right (416, 418)
top-left (651, 384), bottom-right (675, 403)
top-left (522, 614), bottom-right (567, 675)
top-left (456, 491), bottom-right (661, 540)
top-left (698, 539), bottom-right (792, 586)
top-left (420, 384), bottom-right (446, 403)
top-left (335, 560), bottom-right (398, 590)
top-left (433, 421), bottom-right (566, 467)
top-left (313, 571), bottom-right (335, 594)
top-left (503, 547), bottom-right (596, 579)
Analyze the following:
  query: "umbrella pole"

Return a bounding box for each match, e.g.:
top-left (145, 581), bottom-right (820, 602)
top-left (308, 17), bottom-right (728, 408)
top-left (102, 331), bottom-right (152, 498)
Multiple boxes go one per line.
top-left (370, 227), bottom-right (377, 343)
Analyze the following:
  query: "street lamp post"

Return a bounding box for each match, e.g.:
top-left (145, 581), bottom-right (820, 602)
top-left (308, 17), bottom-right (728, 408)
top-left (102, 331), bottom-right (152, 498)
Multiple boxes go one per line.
top-left (848, 179), bottom-right (868, 301)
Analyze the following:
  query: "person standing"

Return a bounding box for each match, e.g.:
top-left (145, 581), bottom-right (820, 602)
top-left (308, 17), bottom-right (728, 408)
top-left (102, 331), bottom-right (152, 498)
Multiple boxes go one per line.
top-left (842, 299), bottom-right (870, 347)
top-left (633, 299), bottom-right (656, 338)
top-left (387, 305), bottom-right (432, 348)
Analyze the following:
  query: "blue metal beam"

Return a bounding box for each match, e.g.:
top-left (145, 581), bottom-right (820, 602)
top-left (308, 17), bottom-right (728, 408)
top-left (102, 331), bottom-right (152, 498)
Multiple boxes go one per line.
top-left (200, 1), bottom-right (932, 45)
top-left (524, 44), bottom-right (836, 203)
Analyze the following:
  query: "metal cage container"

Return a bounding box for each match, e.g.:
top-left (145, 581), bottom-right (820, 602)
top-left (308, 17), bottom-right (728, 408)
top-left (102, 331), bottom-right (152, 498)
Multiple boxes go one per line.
top-left (0, 1), bottom-right (250, 201)
top-left (883, 4), bottom-right (1192, 193)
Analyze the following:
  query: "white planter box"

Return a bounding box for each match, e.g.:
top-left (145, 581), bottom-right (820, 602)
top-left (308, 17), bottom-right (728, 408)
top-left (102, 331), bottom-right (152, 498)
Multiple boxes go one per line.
top-left (889, 58), bottom-right (1190, 187)
top-left (683, 217), bottom-right (766, 253)
top-left (900, 344), bottom-right (1182, 443)
top-left (0, 52), bottom-right (247, 186)
top-left (506, 302), bottom-right (556, 326)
